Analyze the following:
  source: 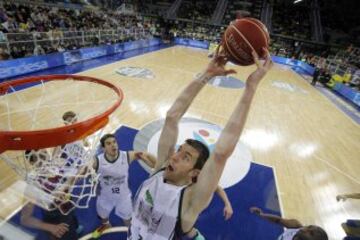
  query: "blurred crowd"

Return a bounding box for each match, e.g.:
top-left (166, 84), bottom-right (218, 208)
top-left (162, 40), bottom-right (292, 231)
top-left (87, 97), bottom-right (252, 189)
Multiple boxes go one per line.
top-left (177, 0), bottom-right (217, 21)
top-left (0, 1), bottom-right (157, 60)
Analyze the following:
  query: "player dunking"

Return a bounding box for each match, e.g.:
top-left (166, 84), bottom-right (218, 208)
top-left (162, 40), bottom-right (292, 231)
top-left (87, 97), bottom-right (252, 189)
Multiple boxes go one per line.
top-left (137, 157), bottom-right (233, 240)
top-left (127, 48), bottom-right (273, 240)
top-left (92, 134), bottom-right (156, 238)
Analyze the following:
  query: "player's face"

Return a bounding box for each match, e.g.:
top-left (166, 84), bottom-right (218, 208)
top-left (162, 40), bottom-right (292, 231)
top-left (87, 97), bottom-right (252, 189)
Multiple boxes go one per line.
top-left (103, 137), bottom-right (118, 157)
top-left (164, 143), bottom-right (200, 185)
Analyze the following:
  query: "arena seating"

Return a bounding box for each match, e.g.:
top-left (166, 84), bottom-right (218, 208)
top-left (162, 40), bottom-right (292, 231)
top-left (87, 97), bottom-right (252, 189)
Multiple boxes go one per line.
top-left (177, 0), bottom-right (217, 21)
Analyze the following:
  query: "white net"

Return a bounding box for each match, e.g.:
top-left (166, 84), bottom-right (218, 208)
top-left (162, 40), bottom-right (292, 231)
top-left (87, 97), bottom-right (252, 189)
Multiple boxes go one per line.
top-left (0, 76), bottom-right (121, 214)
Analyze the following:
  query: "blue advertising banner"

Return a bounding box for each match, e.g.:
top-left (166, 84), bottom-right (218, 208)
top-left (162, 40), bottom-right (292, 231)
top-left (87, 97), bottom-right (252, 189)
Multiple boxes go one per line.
top-left (0, 53), bottom-right (64, 80)
top-left (0, 38), bottom-right (162, 80)
top-left (271, 56), bottom-right (315, 76)
top-left (334, 83), bottom-right (360, 107)
top-left (112, 43), bottom-right (124, 54)
top-left (149, 38), bottom-right (161, 46)
top-left (63, 49), bottom-right (82, 65)
top-left (174, 38), bottom-right (209, 49)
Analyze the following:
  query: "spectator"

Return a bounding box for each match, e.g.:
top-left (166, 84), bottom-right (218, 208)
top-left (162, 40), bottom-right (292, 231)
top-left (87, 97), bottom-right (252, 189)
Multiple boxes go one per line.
top-left (0, 27), bottom-right (6, 41)
top-left (0, 7), bottom-right (8, 22)
top-left (11, 46), bottom-right (22, 58)
top-left (348, 69), bottom-right (360, 90)
top-left (5, 16), bottom-right (18, 32)
top-left (33, 44), bottom-right (45, 56)
top-left (0, 47), bottom-right (10, 60)
top-left (312, 66), bottom-right (321, 86)
top-left (56, 44), bottom-right (65, 52)
top-left (319, 68), bottom-right (332, 85)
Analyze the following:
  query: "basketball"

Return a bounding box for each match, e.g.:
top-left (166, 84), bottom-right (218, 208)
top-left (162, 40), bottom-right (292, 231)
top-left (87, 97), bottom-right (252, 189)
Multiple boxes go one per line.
top-left (222, 18), bottom-right (270, 66)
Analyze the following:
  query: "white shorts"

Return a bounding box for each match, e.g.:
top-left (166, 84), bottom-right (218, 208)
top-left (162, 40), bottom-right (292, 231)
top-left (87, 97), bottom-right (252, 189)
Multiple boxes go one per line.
top-left (96, 190), bottom-right (132, 221)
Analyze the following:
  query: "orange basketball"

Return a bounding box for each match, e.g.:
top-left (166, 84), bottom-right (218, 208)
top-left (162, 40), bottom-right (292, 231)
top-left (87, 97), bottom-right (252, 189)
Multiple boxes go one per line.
top-left (223, 18), bottom-right (270, 66)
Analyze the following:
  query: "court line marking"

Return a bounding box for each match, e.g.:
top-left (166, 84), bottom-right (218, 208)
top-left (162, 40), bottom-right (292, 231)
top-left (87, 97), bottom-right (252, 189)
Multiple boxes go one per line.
top-left (289, 68), bottom-right (359, 127)
top-left (4, 203), bottom-right (27, 222)
top-left (272, 166), bottom-right (286, 217)
top-left (314, 155), bottom-right (360, 185)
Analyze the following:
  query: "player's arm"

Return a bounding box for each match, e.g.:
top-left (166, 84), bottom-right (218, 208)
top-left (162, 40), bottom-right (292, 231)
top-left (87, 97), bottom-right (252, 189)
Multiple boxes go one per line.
top-left (337, 193), bottom-right (360, 201)
top-left (250, 207), bottom-right (303, 229)
top-left (93, 155), bottom-right (99, 172)
top-left (21, 202), bottom-right (48, 230)
top-left (21, 202), bottom-right (69, 238)
top-left (216, 186), bottom-right (233, 220)
top-left (128, 151), bottom-right (156, 168)
top-left (187, 49), bottom-right (272, 217)
top-left (155, 49), bottom-right (236, 171)
top-left (155, 74), bottom-right (213, 171)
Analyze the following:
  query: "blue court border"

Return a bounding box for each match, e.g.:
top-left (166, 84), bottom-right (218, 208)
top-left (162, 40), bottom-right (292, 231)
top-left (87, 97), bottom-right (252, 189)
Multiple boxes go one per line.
top-left (8, 125), bottom-right (283, 240)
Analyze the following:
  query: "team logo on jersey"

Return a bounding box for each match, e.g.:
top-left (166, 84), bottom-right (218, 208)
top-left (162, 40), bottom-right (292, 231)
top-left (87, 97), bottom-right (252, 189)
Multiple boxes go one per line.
top-left (145, 190), bottom-right (154, 206)
top-left (102, 175), bottom-right (126, 186)
top-left (133, 117), bottom-right (252, 188)
top-left (116, 66), bottom-right (155, 79)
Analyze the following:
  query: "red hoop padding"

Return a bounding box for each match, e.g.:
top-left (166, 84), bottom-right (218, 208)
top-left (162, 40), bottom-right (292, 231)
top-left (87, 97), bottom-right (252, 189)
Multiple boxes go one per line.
top-left (0, 75), bottom-right (123, 154)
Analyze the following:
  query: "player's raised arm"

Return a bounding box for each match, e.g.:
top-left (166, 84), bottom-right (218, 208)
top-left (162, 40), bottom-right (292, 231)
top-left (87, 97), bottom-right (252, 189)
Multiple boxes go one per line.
top-left (155, 51), bottom-right (236, 171)
top-left (187, 49), bottom-right (272, 215)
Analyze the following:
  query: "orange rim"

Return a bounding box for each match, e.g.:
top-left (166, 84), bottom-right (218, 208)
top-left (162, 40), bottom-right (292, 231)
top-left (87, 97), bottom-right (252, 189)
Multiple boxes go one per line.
top-left (0, 75), bottom-right (123, 153)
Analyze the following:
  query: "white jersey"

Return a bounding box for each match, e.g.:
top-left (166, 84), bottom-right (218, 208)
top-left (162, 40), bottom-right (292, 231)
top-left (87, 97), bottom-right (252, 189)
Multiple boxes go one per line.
top-left (96, 151), bottom-right (131, 198)
top-left (128, 170), bottom-right (187, 240)
top-left (277, 228), bottom-right (300, 240)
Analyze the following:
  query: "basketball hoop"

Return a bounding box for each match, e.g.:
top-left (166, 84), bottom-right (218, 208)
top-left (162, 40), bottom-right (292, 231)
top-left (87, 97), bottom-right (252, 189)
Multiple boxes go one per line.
top-left (0, 74), bottom-right (123, 214)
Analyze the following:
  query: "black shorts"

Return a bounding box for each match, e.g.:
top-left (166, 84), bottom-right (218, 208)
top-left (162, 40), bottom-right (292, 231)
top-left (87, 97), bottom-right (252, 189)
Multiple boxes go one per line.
top-left (43, 209), bottom-right (78, 240)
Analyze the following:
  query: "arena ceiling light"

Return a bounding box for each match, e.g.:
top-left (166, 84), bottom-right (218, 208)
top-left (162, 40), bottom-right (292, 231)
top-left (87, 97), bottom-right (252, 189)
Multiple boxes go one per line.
top-left (294, 0), bottom-right (303, 3)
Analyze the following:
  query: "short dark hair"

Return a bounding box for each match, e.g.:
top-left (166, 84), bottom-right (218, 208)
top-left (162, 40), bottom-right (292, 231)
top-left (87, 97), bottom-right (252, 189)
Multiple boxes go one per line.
top-left (310, 225), bottom-right (328, 240)
top-left (296, 225), bottom-right (328, 240)
top-left (62, 111), bottom-right (76, 121)
top-left (100, 134), bottom-right (116, 147)
top-left (185, 139), bottom-right (210, 170)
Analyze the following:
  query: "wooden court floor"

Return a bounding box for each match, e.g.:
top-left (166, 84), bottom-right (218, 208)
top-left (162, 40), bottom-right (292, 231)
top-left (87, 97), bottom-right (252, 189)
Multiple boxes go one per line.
top-left (0, 46), bottom-right (359, 239)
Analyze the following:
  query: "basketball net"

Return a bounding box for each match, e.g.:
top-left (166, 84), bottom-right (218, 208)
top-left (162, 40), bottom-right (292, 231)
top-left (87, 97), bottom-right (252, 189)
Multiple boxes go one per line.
top-left (0, 75), bottom-right (123, 215)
